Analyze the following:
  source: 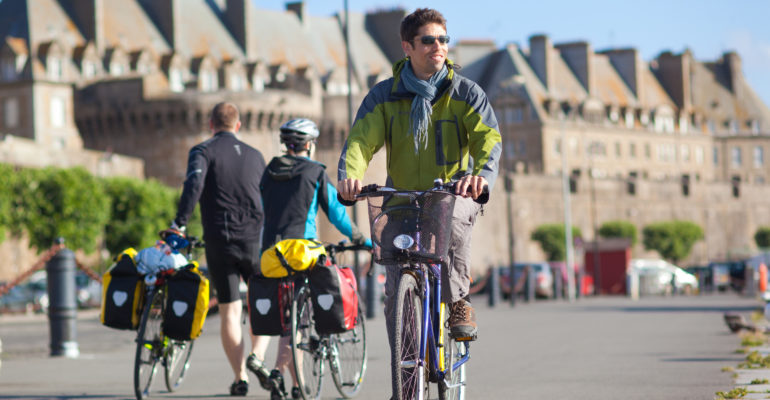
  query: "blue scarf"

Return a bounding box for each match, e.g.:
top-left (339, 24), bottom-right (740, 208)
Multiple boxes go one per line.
top-left (401, 60), bottom-right (448, 154)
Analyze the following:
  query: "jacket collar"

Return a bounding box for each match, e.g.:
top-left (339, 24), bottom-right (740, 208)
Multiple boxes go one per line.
top-left (391, 57), bottom-right (456, 99)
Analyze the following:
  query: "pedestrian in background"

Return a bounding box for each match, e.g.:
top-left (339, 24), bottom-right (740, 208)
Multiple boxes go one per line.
top-left (172, 102), bottom-right (271, 396)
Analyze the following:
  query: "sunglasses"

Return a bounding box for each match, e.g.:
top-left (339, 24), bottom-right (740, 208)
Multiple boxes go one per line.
top-left (415, 35), bottom-right (450, 45)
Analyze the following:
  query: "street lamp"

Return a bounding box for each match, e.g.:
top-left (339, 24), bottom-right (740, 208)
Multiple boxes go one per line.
top-left (588, 141), bottom-right (601, 295)
top-left (559, 105), bottom-right (576, 302)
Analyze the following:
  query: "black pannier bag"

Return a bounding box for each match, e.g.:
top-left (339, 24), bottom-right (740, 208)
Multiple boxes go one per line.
top-left (248, 275), bottom-right (284, 335)
top-left (163, 266), bottom-right (210, 341)
top-left (309, 265), bottom-right (359, 334)
top-left (101, 248), bottom-right (144, 330)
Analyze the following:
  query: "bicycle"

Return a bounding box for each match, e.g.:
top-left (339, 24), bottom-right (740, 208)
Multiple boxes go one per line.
top-left (288, 241), bottom-right (370, 400)
top-left (133, 232), bottom-right (204, 400)
top-left (355, 181), bottom-right (487, 400)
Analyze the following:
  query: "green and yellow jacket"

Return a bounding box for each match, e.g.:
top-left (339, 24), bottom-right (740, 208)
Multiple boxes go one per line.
top-left (338, 58), bottom-right (502, 191)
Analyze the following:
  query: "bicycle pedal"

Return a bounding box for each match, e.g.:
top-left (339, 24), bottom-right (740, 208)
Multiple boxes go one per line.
top-left (454, 333), bottom-right (477, 342)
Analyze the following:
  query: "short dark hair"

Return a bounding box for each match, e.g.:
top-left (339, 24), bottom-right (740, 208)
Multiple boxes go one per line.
top-left (210, 102), bottom-right (240, 130)
top-left (400, 8), bottom-right (447, 42)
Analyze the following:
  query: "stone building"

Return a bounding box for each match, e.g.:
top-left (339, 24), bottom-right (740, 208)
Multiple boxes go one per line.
top-left (452, 34), bottom-right (770, 265)
top-left (1, 0), bottom-right (770, 278)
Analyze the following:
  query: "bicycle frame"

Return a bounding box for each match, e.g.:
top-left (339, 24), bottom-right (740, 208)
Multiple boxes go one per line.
top-left (408, 262), bottom-right (469, 399)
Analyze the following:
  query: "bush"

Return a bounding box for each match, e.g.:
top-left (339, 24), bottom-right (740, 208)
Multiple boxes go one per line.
top-left (599, 220), bottom-right (638, 245)
top-left (531, 223), bottom-right (583, 261)
top-left (103, 177), bottom-right (179, 255)
top-left (755, 227), bottom-right (770, 249)
top-left (22, 167), bottom-right (110, 253)
top-left (642, 220), bottom-right (704, 264)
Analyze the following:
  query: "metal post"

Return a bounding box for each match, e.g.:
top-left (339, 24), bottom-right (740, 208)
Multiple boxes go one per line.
top-left (559, 112), bottom-right (576, 301)
top-left (745, 264), bottom-right (756, 298)
top-left (525, 265), bottom-right (535, 302)
top-left (46, 246), bottom-right (79, 358)
top-left (488, 266), bottom-right (500, 307)
top-left (509, 264), bottom-right (516, 307)
top-left (589, 153), bottom-right (601, 295)
top-left (553, 265), bottom-right (562, 299)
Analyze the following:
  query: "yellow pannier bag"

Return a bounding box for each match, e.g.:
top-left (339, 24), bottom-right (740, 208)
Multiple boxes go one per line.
top-left (163, 262), bottom-right (210, 341)
top-left (260, 239), bottom-right (327, 278)
top-left (101, 248), bottom-right (144, 330)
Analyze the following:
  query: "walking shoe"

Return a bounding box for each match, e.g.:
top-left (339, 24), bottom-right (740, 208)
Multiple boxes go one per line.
top-left (448, 299), bottom-right (478, 341)
top-left (291, 386), bottom-right (302, 399)
top-left (269, 369), bottom-right (287, 400)
top-left (246, 353), bottom-right (271, 390)
top-left (229, 379), bottom-right (248, 396)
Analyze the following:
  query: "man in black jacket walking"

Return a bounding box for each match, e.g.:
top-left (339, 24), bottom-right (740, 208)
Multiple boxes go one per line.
top-left (173, 102), bottom-right (270, 396)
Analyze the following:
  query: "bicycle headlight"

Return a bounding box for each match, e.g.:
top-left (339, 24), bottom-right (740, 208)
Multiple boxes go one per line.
top-left (393, 234), bottom-right (415, 250)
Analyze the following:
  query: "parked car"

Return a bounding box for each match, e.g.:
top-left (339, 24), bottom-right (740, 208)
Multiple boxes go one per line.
top-left (75, 272), bottom-right (102, 308)
top-left (499, 262), bottom-right (554, 299)
top-left (630, 259), bottom-right (698, 295)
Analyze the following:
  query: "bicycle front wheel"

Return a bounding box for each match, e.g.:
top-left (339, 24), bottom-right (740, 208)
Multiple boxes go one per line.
top-left (291, 285), bottom-right (324, 400)
top-left (164, 338), bottom-right (194, 392)
top-left (134, 289), bottom-right (164, 400)
top-left (393, 272), bottom-right (427, 400)
top-left (330, 300), bottom-right (367, 398)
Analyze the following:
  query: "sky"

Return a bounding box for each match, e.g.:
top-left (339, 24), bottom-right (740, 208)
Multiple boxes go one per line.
top-left (255, 0), bottom-right (770, 108)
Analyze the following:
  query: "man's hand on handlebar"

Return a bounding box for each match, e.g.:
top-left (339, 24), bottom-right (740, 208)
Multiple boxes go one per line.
top-left (337, 178), bottom-right (362, 202)
top-left (455, 175), bottom-right (488, 199)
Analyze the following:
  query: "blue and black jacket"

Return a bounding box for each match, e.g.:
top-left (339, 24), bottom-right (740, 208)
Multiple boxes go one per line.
top-left (260, 155), bottom-right (368, 250)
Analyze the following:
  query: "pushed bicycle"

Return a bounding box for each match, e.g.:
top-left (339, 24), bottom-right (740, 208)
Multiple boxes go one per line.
top-left (356, 181), bottom-right (486, 400)
top-left (287, 241), bottom-right (369, 400)
top-left (133, 231), bottom-right (205, 400)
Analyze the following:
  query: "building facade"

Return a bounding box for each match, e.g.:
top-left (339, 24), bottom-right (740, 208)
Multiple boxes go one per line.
top-left (1, 0), bottom-right (770, 277)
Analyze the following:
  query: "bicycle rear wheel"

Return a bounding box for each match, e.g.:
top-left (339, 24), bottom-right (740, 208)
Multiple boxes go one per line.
top-left (164, 339), bottom-right (194, 392)
top-left (438, 303), bottom-right (466, 400)
top-left (330, 300), bottom-right (367, 398)
top-left (393, 272), bottom-right (427, 400)
top-left (134, 289), bottom-right (164, 400)
top-left (291, 285), bottom-right (324, 400)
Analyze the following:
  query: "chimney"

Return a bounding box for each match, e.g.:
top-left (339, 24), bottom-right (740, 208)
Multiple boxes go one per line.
top-left (287, 2), bottom-right (307, 24)
top-left (224, 0), bottom-right (252, 59)
top-left (365, 9), bottom-right (408, 64)
top-left (655, 50), bottom-right (692, 110)
top-left (723, 51), bottom-right (743, 98)
top-left (603, 48), bottom-right (642, 101)
top-left (139, 0), bottom-right (181, 49)
top-left (528, 34), bottom-right (554, 90)
top-left (59, 0), bottom-right (105, 51)
top-left (556, 41), bottom-right (594, 95)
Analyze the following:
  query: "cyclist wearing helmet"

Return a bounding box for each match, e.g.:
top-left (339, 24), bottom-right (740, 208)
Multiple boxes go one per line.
top-left (259, 118), bottom-right (371, 400)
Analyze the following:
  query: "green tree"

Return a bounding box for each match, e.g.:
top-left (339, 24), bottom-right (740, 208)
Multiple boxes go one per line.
top-left (599, 220), bottom-right (638, 245)
top-left (531, 223), bottom-right (583, 261)
top-left (0, 163), bottom-right (17, 242)
top-left (23, 167), bottom-right (110, 253)
top-left (642, 220), bottom-right (704, 264)
top-left (755, 227), bottom-right (770, 249)
top-left (103, 177), bottom-right (179, 255)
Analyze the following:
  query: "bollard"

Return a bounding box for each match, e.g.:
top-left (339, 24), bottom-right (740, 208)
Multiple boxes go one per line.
top-left (509, 264), bottom-right (516, 307)
top-left (525, 266), bottom-right (535, 302)
top-left (46, 247), bottom-right (79, 358)
top-left (488, 266), bottom-right (500, 308)
top-left (745, 265), bottom-right (757, 298)
top-left (365, 262), bottom-right (377, 319)
top-left (553, 267), bottom-right (562, 300)
top-left (698, 271), bottom-right (708, 295)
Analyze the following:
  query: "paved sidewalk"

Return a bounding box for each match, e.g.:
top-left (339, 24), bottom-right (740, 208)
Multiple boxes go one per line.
top-left (0, 294), bottom-right (763, 399)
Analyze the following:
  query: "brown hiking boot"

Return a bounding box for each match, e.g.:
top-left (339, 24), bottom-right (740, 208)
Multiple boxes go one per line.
top-left (449, 299), bottom-right (478, 341)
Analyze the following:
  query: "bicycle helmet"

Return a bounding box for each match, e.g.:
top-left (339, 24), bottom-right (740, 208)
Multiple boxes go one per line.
top-left (279, 118), bottom-right (320, 146)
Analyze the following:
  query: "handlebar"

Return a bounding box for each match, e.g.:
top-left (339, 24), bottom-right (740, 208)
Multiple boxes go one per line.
top-left (347, 181), bottom-right (490, 204)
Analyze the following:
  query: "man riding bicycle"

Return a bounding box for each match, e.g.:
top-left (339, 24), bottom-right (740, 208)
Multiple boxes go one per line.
top-left (336, 7), bottom-right (502, 398)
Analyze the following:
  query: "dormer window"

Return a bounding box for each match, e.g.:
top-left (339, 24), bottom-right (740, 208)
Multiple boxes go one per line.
top-left (750, 119), bottom-right (760, 134)
top-left (624, 109), bottom-right (634, 129)
top-left (110, 62), bottom-right (125, 76)
top-left (48, 57), bottom-right (62, 81)
top-left (200, 69), bottom-right (218, 92)
top-left (169, 68), bottom-right (184, 92)
top-left (82, 60), bottom-right (96, 79)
